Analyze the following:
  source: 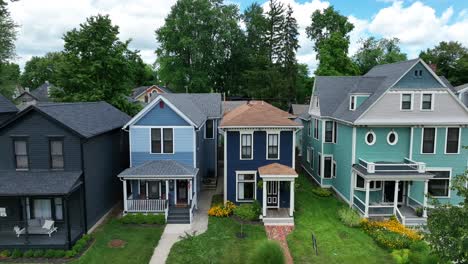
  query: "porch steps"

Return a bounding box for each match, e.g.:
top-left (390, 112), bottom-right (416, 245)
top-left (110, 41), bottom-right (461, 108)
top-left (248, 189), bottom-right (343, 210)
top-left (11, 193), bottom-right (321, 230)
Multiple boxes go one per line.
top-left (167, 207), bottom-right (190, 224)
top-left (405, 217), bottom-right (427, 227)
top-left (263, 217), bottom-right (294, 226)
top-left (202, 177), bottom-right (218, 190)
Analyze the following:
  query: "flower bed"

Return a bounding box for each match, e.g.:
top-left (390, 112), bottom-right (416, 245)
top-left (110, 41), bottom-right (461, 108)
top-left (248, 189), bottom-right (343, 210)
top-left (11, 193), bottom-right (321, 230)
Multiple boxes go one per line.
top-left (361, 217), bottom-right (422, 249)
top-left (208, 201), bottom-right (236, 217)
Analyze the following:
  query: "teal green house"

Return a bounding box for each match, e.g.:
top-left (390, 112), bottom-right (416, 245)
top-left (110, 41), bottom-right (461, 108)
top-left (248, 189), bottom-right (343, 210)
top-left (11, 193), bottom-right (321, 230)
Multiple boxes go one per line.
top-left (301, 59), bottom-right (468, 226)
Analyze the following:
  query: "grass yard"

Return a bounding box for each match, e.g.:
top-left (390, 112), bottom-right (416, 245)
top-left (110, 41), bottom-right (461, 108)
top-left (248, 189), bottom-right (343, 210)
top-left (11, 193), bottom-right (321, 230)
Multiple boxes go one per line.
top-left (166, 195), bottom-right (268, 264)
top-left (71, 218), bottom-right (164, 264)
top-left (287, 174), bottom-right (394, 264)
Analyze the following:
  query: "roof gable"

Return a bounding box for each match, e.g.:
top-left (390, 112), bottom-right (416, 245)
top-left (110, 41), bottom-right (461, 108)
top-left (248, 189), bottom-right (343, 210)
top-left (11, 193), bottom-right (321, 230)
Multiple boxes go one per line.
top-left (135, 98), bottom-right (190, 126)
top-left (392, 61), bottom-right (445, 89)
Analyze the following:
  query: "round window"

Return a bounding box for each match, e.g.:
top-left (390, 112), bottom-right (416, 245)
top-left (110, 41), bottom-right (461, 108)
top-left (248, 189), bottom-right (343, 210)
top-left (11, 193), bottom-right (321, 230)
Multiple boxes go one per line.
top-left (365, 131), bottom-right (376, 145)
top-left (387, 131), bottom-right (398, 145)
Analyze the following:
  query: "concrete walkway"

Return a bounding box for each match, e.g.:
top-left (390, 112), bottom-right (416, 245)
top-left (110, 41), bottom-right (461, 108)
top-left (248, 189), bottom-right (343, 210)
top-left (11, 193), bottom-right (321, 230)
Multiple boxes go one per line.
top-left (149, 189), bottom-right (215, 264)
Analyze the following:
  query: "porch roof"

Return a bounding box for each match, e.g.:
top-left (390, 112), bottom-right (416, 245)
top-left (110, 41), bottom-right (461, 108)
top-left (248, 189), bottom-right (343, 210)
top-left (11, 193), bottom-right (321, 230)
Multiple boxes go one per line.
top-left (259, 163), bottom-right (298, 180)
top-left (352, 164), bottom-right (434, 181)
top-left (118, 160), bottom-right (198, 179)
top-left (0, 170), bottom-right (82, 196)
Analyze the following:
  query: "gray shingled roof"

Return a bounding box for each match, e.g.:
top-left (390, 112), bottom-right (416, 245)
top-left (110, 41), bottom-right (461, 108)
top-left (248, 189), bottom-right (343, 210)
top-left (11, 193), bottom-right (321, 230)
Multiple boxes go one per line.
top-left (30, 82), bottom-right (52, 102)
top-left (32, 102), bottom-right (131, 138)
top-left (0, 170), bottom-right (82, 196)
top-left (223, 101), bottom-right (247, 113)
top-left (118, 160), bottom-right (198, 178)
top-left (0, 94), bottom-right (18, 113)
top-left (313, 59), bottom-right (425, 123)
top-left (290, 104), bottom-right (309, 115)
top-left (455, 83), bottom-right (468, 93)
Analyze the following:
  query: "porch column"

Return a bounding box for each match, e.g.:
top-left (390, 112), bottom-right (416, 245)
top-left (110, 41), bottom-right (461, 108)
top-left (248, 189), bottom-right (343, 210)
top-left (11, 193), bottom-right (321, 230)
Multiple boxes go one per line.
top-left (165, 180), bottom-right (169, 201)
top-left (189, 179), bottom-right (193, 203)
top-left (145, 182), bottom-right (149, 199)
top-left (174, 180), bottom-right (177, 205)
top-left (289, 180), bottom-right (295, 217)
top-left (393, 180), bottom-right (400, 214)
top-left (21, 197), bottom-right (29, 245)
top-left (64, 197), bottom-right (71, 248)
top-left (406, 182), bottom-right (411, 206)
top-left (423, 180), bottom-right (429, 217)
top-left (123, 180), bottom-right (128, 212)
top-left (194, 177), bottom-right (198, 209)
top-left (262, 180), bottom-right (267, 217)
top-left (364, 180), bottom-right (370, 217)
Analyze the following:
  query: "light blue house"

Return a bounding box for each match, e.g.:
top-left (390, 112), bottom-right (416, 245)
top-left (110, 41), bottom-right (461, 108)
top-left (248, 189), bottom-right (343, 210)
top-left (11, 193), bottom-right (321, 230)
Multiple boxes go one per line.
top-left (301, 59), bottom-right (468, 226)
top-left (118, 94), bottom-right (221, 223)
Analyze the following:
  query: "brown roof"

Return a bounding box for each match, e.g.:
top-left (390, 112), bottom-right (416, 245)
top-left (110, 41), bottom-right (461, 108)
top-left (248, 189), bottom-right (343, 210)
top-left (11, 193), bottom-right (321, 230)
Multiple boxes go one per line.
top-left (258, 163), bottom-right (298, 177)
top-left (220, 101), bottom-right (300, 127)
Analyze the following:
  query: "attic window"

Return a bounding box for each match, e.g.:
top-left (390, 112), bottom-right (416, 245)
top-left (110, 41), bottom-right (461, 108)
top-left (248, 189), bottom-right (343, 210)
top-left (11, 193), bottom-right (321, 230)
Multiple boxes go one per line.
top-left (350, 96), bottom-right (356, 110)
top-left (414, 70), bottom-right (423, 78)
top-left (159, 101), bottom-right (164, 109)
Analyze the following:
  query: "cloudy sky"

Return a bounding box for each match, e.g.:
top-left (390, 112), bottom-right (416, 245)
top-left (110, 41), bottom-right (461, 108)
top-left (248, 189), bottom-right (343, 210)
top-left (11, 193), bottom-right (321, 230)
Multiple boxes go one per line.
top-left (8, 0), bottom-right (468, 74)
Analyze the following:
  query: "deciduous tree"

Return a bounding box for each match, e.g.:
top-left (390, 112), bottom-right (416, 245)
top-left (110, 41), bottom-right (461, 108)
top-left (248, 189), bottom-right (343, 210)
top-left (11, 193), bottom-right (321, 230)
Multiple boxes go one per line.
top-left (353, 37), bottom-right (407, 74)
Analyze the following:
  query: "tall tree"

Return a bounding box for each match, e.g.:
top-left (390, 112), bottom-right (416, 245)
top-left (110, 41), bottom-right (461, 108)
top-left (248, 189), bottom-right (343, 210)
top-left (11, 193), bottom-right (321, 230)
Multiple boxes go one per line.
top-left (0, 61), bottom-right (19, 98)
top-left (0, 0), bottom-right (17, 63)
top-left (51, 15), bottom-right (141, 115)
top-left (306, 6), bottom-right (358, 76)
top-left (353, 37), bottom-right (407, 74)
top-left (156, 0), bottom-right (242, 94)
top-left (20, 52), bottom-right (64, 89)
top-left (420, 41), bottom-right (468, 86)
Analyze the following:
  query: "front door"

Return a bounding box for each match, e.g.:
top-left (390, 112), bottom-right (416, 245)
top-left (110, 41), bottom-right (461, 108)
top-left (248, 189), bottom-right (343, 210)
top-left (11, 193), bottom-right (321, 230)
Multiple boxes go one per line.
top-left (148, 181), bottom-right (160, 199)
top-left (266, 181), bottom-right (279, 207)
top-left (177, 180), bottom-right (188, 205)
top-left (383, 181), bottom-right (405, 204)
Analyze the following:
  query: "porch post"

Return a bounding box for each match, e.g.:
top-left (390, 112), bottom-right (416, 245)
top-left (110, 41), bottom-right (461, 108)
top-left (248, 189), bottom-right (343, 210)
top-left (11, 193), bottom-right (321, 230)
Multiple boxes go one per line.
top-left (289, 180), bottom-right (295, 217)
top-left (194, 177), bottom-right (198, 209)
top-left (123, 180), bottom-right (128, 213)
top-left (406, 182), bottom-right (411, 206)
top-left (423, 180), bottom-right (429, 218)
top-left (393, 180), bottom-right (400, 214)
top-left (262, 180), bottom-right (267, 217)
top-left (189, 179), bottom-right (193, 203)
top-left (165, 180), bottom-right (169, 201)
top-left (364, 180), bottom-right (370, 217)
top-left (145, 181), bottom-right (149, 199)
top-left (21, 197), bottom-right (29, 245)
top-left (174, 180), bottom-right (177, 205)
top-left (64, 197), bottom-right (71, 248)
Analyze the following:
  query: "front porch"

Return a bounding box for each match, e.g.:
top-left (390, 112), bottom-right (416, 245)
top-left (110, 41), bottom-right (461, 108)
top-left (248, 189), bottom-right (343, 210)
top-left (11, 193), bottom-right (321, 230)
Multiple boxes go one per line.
top-left (351, 159), bottom-right (433, 226)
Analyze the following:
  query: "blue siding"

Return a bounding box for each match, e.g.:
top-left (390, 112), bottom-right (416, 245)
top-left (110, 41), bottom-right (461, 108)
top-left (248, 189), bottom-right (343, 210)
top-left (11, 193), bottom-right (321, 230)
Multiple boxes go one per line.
top-left (135, 100), bottom-right (190, 126)
top-left (393, 62), bottom-right (444, 89)
top-left (226, 130), bottom-right (294, 205)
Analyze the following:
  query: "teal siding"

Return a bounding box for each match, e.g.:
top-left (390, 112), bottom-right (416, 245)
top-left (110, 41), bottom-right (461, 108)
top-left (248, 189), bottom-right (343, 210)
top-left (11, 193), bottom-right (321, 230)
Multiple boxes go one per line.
top-left (355, 189), bottom-right (382, 203)
top-left (135, 101), bottom-right (190, 126)
top-left (329, 123), bottom-right (353, 201)
top-left (301, 118), bottom-right (323, 184)
top-left (392, 62), bottom-right (444, 89)
top-left (356, 127), bottom-right (411, 162)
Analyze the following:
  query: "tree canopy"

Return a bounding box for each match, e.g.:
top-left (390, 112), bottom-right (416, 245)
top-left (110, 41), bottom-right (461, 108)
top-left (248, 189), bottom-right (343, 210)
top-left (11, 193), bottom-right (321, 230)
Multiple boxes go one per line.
top-left (0, 0), bottom-right (17, 63)
top-left (353, 37), bottom-right (407, 74)
top-left (20, 52), bottom-right (64, 89)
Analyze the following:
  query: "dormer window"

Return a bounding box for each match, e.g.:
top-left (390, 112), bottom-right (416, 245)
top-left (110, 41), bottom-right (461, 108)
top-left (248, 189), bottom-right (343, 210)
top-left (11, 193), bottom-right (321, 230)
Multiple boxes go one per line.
top-left (350, 95), bottom-right (356, 110)
top-left (401, 93), bottom-right (413, 110)
top-left (421, 93), bottom-right (433, 111)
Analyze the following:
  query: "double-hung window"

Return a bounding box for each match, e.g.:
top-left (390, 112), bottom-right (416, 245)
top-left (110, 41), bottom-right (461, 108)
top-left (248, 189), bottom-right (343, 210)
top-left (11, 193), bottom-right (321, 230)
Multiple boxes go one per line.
top-left (428, 170), bottom-right (450, 197)
top-left (445, 128), bottom-right (460, 154)
top-left (237, 172), bottom-right (256, 201)
top-left (317, 153), bottom-right (322, 177)
top-left (267, 133), bottom-right (279, 159)
top-left (325, 121), bottom-right (337, 143)
top-left (50, 139), bottom-right (64, 169)
top-left (355, 175), bottom-right (381, 190)
top-left (422, 128), bottom-right (436, 154)
top-left (421, 94), bottom-right (433, 110)
top-left (401, 93), bottom-right (413, 110)
top-left (307, 122), bottom-right (311, 137)
top-left (205, 119), bottom-right (214, 139)
top-left (151, 128), bottom-right (173, 154)
top-left (14, 139), bottom-right (28, 170)
top-left (324, 156), bottom-right (333, 179)
top-left (314, 119), bottom-right (319, 139)
top-left (240, 133), bottom-right (253, 159)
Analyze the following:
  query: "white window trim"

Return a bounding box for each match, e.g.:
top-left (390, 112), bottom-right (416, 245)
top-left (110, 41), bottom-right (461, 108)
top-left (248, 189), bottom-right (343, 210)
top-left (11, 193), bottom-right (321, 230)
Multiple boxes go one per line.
top-left (421, 127), bottom-right (437, 154)
top-left (235, 170), bottom-right (257, 202)
top-left (386, 130), bottom-right (399, 146)
top-left (349, 95), bottom-right (356, 111)
top-left (306, 147), bottom-right (311, 164)
top-left (365, 131), bottom-right (376, 146)
top-left (239, 131), bottom-right (254, 160)
top-left (400, 93), bottom-right (414, 111)
top-left (307, 122), bottom-right (311, 137)
top-left (318, 152), bottom-right (322, 178)
top-left (444, 127), bottom-right (461, 155)
top-left (314, 119), bottom-right (319, 140)
top-left (427, 168), bottom-right (452, 198)
top-left (266, 132), bottom-right (280, 160)
top-left (204, 119), bottom-right (215, 139)
top-left (149, 127), bottom-right (175, 154)
top-left (420, 93), bottom-right (435, 111)
top-left (324, 121), bottom-right (337, 144)
top-left (323, 155), bottom-right (333, 179)
top-left (354, 175), bottom-right (382, 191)
top-left (332, 160), bottom-right (337, 178)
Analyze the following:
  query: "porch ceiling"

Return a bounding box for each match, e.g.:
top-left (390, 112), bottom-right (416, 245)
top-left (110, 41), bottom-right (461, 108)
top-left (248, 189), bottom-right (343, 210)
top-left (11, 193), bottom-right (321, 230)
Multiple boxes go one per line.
top-left (118, 160), bottom-right (198, 179)
top-left (352, 165), bottom-right (434, 181)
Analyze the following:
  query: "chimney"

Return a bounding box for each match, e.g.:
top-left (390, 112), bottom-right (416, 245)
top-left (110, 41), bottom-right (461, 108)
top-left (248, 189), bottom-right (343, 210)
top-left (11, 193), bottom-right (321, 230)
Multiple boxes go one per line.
top-left (429, 64), bottom-right (437, 73)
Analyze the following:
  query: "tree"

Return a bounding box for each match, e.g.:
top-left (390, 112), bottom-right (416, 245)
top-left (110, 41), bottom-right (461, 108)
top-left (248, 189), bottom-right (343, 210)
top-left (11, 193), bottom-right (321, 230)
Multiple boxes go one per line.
top-left (0, 61), bottom-right (19, 98)
top-left (420, 41), bottom-right (468, 86)
top-left (51, 15), bottom-right (141, 115)
top-left (306, 6), bottom-right (358, 76)
top-left (353, 37), bottom-right (407, 74)
top-left (295, 64), bottom-right (313, 103)
top-left (20, 52), bottom-right (64, 89)
top-left (0, 0), bottom-right (17, 63)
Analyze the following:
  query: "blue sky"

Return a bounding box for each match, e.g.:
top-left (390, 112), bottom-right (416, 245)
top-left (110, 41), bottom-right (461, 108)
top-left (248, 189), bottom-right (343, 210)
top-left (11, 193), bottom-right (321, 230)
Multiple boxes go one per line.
top-left (8, 0), bottom-right (468, 74)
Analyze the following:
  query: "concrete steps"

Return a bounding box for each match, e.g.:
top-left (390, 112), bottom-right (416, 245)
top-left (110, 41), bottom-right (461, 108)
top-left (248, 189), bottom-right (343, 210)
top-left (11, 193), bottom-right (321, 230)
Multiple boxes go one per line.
top-left (167, 207), bottom-right (190, 224)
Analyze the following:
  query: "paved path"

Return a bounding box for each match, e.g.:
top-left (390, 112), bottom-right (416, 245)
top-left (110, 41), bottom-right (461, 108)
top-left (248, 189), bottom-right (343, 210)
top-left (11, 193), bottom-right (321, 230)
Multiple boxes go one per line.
top-left (265, 225), bottom-right (295, 264)
top-left (149, 189), bottom-right (215, 264)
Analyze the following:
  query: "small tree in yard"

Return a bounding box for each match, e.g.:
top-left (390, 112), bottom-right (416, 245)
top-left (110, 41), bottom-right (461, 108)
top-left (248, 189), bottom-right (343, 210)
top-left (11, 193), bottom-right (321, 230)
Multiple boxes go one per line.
top-left (426, 155), bottom-right (468, 263)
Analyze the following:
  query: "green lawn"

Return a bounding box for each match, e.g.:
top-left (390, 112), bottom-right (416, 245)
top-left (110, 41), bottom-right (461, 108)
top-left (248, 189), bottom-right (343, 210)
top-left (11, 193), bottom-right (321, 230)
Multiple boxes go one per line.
top-left (166, 195), bottom-right (268, 264)
top-left (71, 219), bottom-right (164, 264)
top-left (287, 174), bottom-right (394, 264)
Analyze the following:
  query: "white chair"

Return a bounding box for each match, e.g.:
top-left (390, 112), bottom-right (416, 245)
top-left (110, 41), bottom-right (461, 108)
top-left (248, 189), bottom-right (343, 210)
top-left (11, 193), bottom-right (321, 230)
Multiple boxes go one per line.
top-left (13, 226), bottom-right (25, 237)
top-left (42, 220), bottom-right (58, 237)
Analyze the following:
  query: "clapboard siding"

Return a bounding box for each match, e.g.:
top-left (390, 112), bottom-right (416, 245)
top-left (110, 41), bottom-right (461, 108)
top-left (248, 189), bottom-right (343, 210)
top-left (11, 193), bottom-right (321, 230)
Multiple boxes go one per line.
top-left (135, 100), bottom-right (189, 126)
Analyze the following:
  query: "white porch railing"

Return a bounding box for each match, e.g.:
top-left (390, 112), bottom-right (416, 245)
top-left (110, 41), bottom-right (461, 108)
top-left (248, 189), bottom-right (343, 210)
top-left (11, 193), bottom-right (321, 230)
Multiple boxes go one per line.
top-left (358, 158), bottom-right (426, 174)
top-left (126, 199), bottom-right (167, 213)
top-left (395, 207), bottom-right (406, 226)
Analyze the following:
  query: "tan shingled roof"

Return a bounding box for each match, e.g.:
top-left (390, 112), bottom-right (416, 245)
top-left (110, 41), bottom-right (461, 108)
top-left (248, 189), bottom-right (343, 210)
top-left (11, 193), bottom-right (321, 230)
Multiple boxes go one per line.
top-left (258, 163), bottom-right (298, 177)
top-left (220, 101), bottom-right (300, 127)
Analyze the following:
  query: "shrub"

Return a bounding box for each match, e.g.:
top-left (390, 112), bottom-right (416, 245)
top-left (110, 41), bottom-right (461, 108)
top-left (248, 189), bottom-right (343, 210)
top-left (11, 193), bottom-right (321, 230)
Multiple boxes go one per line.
top-left (311, 187), bottom-right (332, 197)
top-left (208, 201), bottom-right (236, 217)
top-left (392, 249), bottom-right (410, 264)
top-left (53, 250), bottom-right (66, 258)
top-left (23, 250), bottom-right (34, 258)
top-left (408, 241), bottom-right (440, 264)
top-left (0, 250), bottom-right (11, 257)
top-left (65, 250), bottom-right (77, 258)
top-left (33, 250), bottom-right (44, 258)
top-left (120, 213), bottom-right (165, 225)
top-left (44, 249), bottom-right (55, 258)
top-left (11, 249), bottom-right (22, 259)
top-left (146, 214), bottom-right (165, 225)
top-left (234, 203), bottom-right (260, 221)
top-left (248, 240), bottom-right (285, 264)
top-left (337, 207), bottom-right (362, 227)
top-left (362, 218), bottom-right (422, 249)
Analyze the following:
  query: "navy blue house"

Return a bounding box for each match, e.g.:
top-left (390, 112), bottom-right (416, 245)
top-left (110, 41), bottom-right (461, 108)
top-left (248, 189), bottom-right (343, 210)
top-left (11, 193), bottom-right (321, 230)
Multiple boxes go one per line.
top-left (0, 102), bottom-right (130, 249)
top-left (220, 101), bottom-right (302, 225)
top-left (118, 93), bottom-right (221, 224)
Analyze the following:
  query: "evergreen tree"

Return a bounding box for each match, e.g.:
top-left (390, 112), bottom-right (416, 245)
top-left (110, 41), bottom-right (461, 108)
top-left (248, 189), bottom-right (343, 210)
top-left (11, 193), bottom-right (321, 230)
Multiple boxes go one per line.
top-left (279, 4), bottom-right (299, 103)
top-left (0, 0), bottom-right (17, 63)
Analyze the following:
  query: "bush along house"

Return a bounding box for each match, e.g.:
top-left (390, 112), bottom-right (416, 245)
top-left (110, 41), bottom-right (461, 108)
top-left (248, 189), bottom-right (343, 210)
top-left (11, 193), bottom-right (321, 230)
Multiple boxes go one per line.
top-left (301, 58), bottom-right (468, 226)
top-left (0, 102), bottom-right (130, 249)
top-left (118, 94), bottom-right (221, 224)
top-left (220, 101), bottom-right (302, 225)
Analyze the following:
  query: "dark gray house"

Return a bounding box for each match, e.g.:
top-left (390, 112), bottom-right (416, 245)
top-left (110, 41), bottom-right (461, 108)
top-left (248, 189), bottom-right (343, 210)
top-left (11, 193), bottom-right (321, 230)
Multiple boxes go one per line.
top-left (0, 102), bottom-right (130, 249)
top-left (0, 94), bottom-right (18, 124)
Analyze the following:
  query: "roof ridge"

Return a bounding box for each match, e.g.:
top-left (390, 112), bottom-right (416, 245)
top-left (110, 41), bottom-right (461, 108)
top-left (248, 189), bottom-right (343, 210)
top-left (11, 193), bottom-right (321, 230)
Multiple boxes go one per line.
top-left (37, 101), bottom-right (105, 107)
top-left (370, 58), bottom-right (419, 69)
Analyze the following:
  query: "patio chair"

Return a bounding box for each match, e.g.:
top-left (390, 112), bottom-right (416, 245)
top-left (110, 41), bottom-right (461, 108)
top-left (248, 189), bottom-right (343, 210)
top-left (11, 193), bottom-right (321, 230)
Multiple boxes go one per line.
top-left (13, 226), bottom-right (25, 237)
top-left (42, 220), bottom-right (58, 237)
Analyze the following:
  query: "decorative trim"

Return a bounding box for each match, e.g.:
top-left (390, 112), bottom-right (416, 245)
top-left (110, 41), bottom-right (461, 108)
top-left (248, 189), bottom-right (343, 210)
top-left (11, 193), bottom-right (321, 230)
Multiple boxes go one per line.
top-left (365, 131), bottom-right (376, 146)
